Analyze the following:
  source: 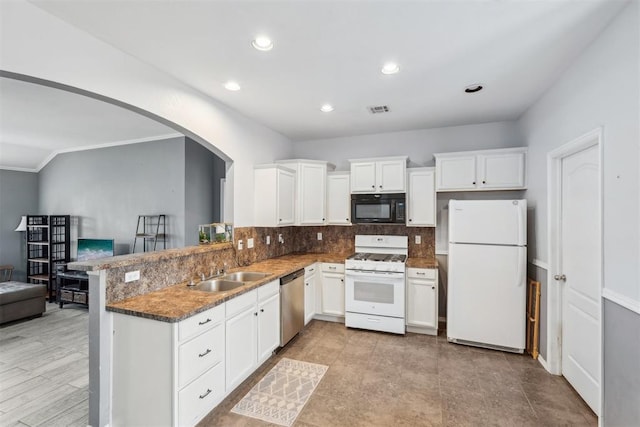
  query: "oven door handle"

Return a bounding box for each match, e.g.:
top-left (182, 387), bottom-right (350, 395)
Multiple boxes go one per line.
top-left (345, 270), bottom-right (405, 279)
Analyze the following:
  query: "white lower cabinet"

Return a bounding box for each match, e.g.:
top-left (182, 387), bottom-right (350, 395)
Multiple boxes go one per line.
top-left (304, 264), bottom-right (318, 324)
top-left (321, 263), bottom-right (345, 317)
top-left (226, 280), bottom-right (280, 393)
top-left (112, 304), bottom-right (226, 427)
top-left (406, 267), bottom-right (439, 335)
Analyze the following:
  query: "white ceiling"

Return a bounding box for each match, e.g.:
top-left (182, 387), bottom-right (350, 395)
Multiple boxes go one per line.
top-left (0, 78), bottom-right (179, 171)
top-left (0, 0), bottom-right (628, 170)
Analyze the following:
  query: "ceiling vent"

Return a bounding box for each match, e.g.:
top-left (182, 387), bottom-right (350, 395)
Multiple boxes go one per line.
top-left (368, 105), bottom-right (390, 114)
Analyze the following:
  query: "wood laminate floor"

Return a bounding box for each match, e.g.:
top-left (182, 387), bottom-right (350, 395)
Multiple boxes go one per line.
top-left (0, 302), bottom-right (88, 427)
top-left (201, 320), bottom-right (597, 427)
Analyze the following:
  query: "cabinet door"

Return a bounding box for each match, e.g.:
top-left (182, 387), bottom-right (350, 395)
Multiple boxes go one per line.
top-left (225, 304), bottom-right (258, 392)
top-left (327, 174), bottom-right (351, 225)
top-left (350, 162), bottom-right (377, 192)
top-left (257, 293), bottom-right (280, 364)
top-left (407, 168), bottom-right (436, 227)
top-left (299, 163), bottom-right (327, 225)
top-left (322, 272), bottom-right (345, 316)
top-left (436, 155), bottom-right (477, 191)
top-left (304, 273), bottom-right (316, 325)
top-left (477, 151), bottom-right (526, 190)
top-left (377, 159), bottom-right (406, 192)
top-left (406, 278), bottom-right (437, 329)
top-left (277, 168), bottom-right (295, 225)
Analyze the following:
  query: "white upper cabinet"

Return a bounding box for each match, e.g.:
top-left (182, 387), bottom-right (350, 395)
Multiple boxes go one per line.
top-left (434, 147), bottom-right (527, 192)
top-left (349, 156), bottom-right (407, 193)
top-left (326, 172), bottom-right (351, 225)
top-left (254, 164), bottom-right (296, 227)
top-left (407, 167), bottom-right (436, 227)
top-left (276, 160), bottom-right (335, 225)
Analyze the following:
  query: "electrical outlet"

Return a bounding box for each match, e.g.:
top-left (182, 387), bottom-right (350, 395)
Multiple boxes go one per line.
top-left (247, 238), bottom-right (254, 248)
top-left (266, 236), bottom-right (271, 245)
top-left (238, 240), bottom-right (243, 250)
top-left (317, 232), bottom-right (323, 240)
top-left (278, 234), bottom-right (284, 244)
top-left (125, 270), bottom-right (140, 283)
top-left (415, 235), bottom-right (422, 244)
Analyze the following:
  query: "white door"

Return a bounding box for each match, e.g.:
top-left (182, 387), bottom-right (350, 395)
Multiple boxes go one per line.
top-left (327, 174), bottom-right (351, 224)
top-left (304, 273), bottom-right (316, 325)
top-left (477, 151), bottom-right (526, 189)
top-left (276, 168), bottom-right (295, 225)
top-left (257, 293), bottom-right (280, 364)
top-left (299, 163), bottom-right (326, 225)
top-left (560, 144), bottom-right (600, 415)
top-left (350, 161), bottom-right (376, 192)
top-left (322, 272), bottom-right (345, 316)
top-left (225, 305), bottom-right (257, 391)
top-left (407, 168), bottom-right (436, 227)
top-left (435, 155), bottom-right (477, 191)
top-left (406, 278), bottom-right (437, 329)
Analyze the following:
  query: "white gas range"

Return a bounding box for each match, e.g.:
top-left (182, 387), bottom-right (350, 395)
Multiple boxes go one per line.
top-left (344, 235), bottom-right (408, 334)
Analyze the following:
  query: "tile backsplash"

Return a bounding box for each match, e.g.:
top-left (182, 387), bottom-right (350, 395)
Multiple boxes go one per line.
top-left (233, 225), bottom-right (435, 266)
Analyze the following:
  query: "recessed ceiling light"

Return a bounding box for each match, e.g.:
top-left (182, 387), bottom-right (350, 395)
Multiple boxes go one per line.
top-left (464, 84), bottom-right (484, 93)
top-left (381, 62), bottom-right (400, 75)
top-left (252, 36), bottom-right (273, 51)
top-left (223, 81), bottom-right (241, 91)
top-left (320, 104), bottom-right (334, 113)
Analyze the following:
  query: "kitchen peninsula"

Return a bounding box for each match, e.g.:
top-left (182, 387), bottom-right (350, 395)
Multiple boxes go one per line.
top-left (69, 231), bottom-right (436, 426)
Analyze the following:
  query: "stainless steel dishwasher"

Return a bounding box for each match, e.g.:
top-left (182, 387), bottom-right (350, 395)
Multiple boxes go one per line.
top-left (280, 268), bottom-right (305, 347)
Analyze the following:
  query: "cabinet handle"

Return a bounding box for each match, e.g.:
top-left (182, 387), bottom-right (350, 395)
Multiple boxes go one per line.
top-left (329, 266), bottom-right (336, 270)
top-left (198, 348), bottom-right (212, 358)
top-left (198, 318), bottom-right (212, 326)
top-left (416, 272), bottom-right (425, 275)
top-left (199, 389), bottom-right (212, 399)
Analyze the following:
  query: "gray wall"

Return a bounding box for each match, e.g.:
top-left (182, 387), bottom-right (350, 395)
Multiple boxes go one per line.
top-left (0, 170), bottom-right (39, 281)
top-left (292, 121), bottom-right (523, 170)
top-left (38, 137), bottom-right (186, 255)
top-left (184, 138), bottom-right (226, 246)
top-left (603, 300), bottom-right (640, 426)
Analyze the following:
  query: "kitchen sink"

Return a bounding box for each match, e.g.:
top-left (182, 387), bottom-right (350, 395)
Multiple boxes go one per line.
top-left (190, 279), bottom-right (245, 292)
top-left (220, 271), bottom-right (270, 282)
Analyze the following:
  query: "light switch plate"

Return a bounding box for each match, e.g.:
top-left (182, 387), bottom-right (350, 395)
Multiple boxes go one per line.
top-left (125, 270), bottom-right (140, 283)
top-left (238, 240), bottom-right (243, 250)
top-left (317, 232), bottom-right (323, 241)
top-left (247, 238), bottom-right (254, 248)
top-left (415, 235), bottom-right (422, 244)
top-left (266, 236), bottom-right (271, 245)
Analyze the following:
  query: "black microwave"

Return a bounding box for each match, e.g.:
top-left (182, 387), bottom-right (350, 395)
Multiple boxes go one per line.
top-left (351, 193), bottom-right (406, 224)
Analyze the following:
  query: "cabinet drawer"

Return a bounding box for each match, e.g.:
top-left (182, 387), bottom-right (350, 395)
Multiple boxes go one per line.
top-left (304, 264), bottom-right (317, 276)
top-left (226, 290), bottom-right (257, 318)
top-left (178, 362), bottom-right (225, 427)
top-left (179, 304), bottom-right (225, 343)
top-left (322, 263), bottom-right (344, 273)
top-left (179, 323), bottom-right (224, 389)
top-left (407, 268), bottom-right (436, 280)
top-left (257, 280), bottom-right (279, 301)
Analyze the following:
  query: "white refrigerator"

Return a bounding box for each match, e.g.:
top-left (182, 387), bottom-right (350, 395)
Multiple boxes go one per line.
top-left (447, 199), bottom-right (527, 353)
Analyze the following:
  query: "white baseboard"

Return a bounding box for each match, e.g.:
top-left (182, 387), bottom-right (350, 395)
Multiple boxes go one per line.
top-left (537, 354), bottom-right (551, 373)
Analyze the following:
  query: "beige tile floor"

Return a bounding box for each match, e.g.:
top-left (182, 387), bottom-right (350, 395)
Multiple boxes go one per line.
top-left (200, 320), bottom-right (596, 427)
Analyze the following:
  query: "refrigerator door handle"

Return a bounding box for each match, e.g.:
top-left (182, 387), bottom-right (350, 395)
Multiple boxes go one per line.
top-left (515, 246), bottom-right (525, 287)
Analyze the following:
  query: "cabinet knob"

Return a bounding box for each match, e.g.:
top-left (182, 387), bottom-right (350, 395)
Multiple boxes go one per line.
top-left (472, 181), bottom-right (476, 185)
top-left (260, 308), bottom-right (264, 312)
top-left (482, 180), bottom-right (486, 184)
top-left (346, 218), bottom-right (349, 221)
top-left (379, 185), bottom-right (382, 188)
top-left (409, 219), bottom-right (412, 222)
top-left (432, 286), bottom-right (435, 290)
top-left (371, 185), bottom-right (375, 188)
top-left (254, 312), bottom-right (258, 316)
top-left (322, 218), bottom-right (325, 221)
top-left (279, 218), bottom-right (282, 222)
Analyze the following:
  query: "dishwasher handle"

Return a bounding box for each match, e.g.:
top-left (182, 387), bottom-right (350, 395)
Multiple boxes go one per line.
top-left (281, 268), bottom-right (305, 285)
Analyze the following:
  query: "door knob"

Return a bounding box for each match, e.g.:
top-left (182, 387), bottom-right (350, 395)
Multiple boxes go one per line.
top-left (554, 274), bottom-right (567, 281)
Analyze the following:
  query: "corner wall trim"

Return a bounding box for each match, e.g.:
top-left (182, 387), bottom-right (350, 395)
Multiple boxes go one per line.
top-left (602, 288), bottom-right (640, 315)
top-left (531, 259), bottom-right (549, 270)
